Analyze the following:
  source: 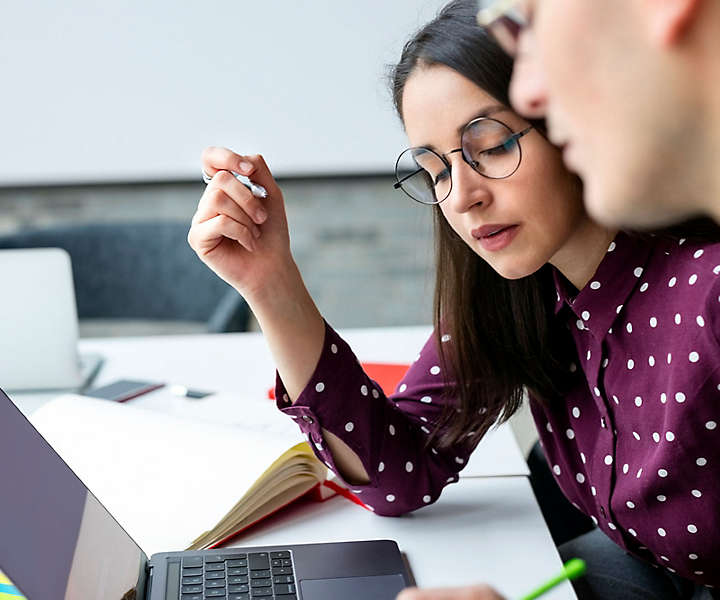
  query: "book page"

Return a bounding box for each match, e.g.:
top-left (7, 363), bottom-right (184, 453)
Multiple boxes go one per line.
top-left (30, 394), bottom-right (307, 556)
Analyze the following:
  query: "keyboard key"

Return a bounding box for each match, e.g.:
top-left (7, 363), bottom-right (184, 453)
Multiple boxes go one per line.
top-left (206, 589), bottom-right (227, 597)
top-left (250, 589), bottom-right (272, 597)
top-left (206, 571), bottom-right (226, 580)
top-left (250, 570), bottom-right (270, 579)
top-left (271, 567), bottom-right (293, 576)
top-left (206, 563), bottom-right (225, 571)
top-left (229, 584), bottom-right (250, 593)
top-left (206, 553), bottom-right (235, 562)
top-left (229, 595), bottom-right (250, 600)
top-left (271, 559), bottom-right (282, 567)
top-left (181, 585), bottom-right (202, 594)
top-left (229, 575), bottom-right (249, 585)
top-left (249, 552), bottom-right (270, 570)
top-left (270, 551), bottom-right (290, 559)
top-left (182, 576), bottom-right (202, 585)
top-left (227, 553), bottom-right (247, 559)
top-left (183, 557), bottom-right (203, 568)
top-left (281, 559), bottom-right (292, 567)
top-left (228, 567), bottom-right (248, 576)
top-left (228, 559), bottom-right (248, 568)
top-left (273, 575), bottom-right (294, 584)
top-left (182, 567), bottom-right (203, 577)
top-left (180, 595), bottom-right (202, 600)
top-left (205, 580), bottom-right (226, 588)
top-left (274, 583), bottom-right (296, 595)
top-left (250, 578), bottom-right (272, 588)
top-left (275, 596), bottom-right (297, 600)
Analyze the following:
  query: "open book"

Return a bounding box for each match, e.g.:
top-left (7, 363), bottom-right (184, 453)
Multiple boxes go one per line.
top-left (29, 395), bottom-right (334, 556)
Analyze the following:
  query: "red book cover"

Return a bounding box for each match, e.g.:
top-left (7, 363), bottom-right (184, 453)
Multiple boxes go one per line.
top-left (268, 362), bottom-right (410, 400)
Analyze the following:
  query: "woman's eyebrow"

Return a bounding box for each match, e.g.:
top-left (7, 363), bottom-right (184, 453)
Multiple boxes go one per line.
top-left (455, 105), bottom-right (509, 135)
top-left (413, 105), bottom-right (511, 152)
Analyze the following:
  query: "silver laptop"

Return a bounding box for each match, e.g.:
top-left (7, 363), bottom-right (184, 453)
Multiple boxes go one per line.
top-left (0, 248), bottom-right (101, 391)
top-left (0, 388), bottom-right (412, 600)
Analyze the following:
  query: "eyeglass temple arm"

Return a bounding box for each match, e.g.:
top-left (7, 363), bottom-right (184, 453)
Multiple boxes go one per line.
top-left (394, 168), bottom-right (423, 188)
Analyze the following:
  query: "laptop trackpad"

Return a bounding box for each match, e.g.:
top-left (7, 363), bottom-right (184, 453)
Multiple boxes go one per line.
top-left (300, 574), bottom-right (407, 599)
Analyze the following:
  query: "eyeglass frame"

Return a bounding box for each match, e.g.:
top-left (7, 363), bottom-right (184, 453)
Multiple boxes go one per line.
top-left (476, 0), bottom-right (529, 57)
top-left (393, 116), bottom-right (533, 205)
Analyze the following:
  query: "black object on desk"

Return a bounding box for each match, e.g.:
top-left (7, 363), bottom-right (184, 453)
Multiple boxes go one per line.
top-left (86, 379), bottom-right (165, 403)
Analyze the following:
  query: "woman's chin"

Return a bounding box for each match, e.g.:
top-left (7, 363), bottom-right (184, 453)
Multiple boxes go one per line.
top-left (489, 259), bottom-right (542, 281)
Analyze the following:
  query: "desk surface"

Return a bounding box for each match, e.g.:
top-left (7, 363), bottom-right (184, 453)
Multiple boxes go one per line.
top-left (10, 327), bottom-right (571, 597)
top-left (12, 327), bottom-right (529, 478)
top-left (233, 475), bottom-right (575, 599)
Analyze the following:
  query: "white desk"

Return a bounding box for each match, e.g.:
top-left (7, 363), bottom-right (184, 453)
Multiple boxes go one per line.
top-left (12, 327), bottom-right (529, 478)
top-left (231, 476), bottom-right (575, 599)
top-left (10, 327), bottom-right (572, 597)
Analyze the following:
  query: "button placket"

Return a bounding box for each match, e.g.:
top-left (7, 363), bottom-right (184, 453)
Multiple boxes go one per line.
top-left (586, 338), bottom-right (621, 539)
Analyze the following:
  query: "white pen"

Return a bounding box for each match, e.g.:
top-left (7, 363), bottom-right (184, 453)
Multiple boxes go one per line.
top-left (202, 169), bottom-right (268, 198)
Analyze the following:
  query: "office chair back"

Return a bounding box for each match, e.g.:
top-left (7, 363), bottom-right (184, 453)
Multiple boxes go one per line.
top-left (0, 222), bottom-right (249, 333)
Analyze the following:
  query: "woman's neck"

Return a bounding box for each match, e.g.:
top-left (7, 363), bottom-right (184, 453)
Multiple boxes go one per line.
top-left (550, 218), bottom-right (618, 291)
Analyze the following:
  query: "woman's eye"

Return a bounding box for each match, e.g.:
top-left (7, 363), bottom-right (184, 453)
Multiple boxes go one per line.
top-left (481, 139), bottom-right (515, 156)
top-left (433, 169), bottom-right (450, 186)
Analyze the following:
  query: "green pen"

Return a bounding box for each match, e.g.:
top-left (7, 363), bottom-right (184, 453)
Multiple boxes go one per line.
top-left (517, 558), bottom-right (586, 600)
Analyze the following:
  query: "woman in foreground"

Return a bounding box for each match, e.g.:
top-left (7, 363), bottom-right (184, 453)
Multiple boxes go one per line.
top-left (188, 2), bottom-right (720, 598)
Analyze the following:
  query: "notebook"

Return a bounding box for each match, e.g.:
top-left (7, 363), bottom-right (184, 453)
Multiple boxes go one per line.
top-left (27, 393), bottom-right (344, 553)
top-left (0, 248), bottom-right (101, 391)
top-left (0, 387), bottom-right (412, 600)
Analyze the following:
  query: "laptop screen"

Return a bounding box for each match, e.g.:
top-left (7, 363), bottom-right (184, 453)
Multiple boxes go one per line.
top-left (0, 389), bottom-right (146, 600)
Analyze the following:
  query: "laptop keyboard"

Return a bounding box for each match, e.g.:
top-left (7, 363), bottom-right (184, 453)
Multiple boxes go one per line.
top-left (180, 551), bottom-right (297, 600)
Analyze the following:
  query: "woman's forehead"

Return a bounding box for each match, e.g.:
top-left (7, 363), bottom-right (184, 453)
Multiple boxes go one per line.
top-left (401, 65), bottom-right (515, 146)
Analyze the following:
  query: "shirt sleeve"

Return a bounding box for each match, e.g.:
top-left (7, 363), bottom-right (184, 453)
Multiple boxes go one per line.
top-left (274, 320), bottom-right (475, 516)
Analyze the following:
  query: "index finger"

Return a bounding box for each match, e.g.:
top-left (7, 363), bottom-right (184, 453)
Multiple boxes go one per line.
top-left (226, 153), bottom-right (281, 200)
top-left (201, 146), bottom-right (254, 178)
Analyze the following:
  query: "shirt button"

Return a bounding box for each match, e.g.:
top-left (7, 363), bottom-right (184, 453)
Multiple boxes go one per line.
top-left (302, 415), bottom-right (314, 424)
top-left (600, 417), bottom-right (607, 429)
top-left (600, 506), bottom-right (607, 518)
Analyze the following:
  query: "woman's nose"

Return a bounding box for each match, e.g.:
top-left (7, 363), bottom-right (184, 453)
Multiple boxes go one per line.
top-left (445, 156), bottom-right (492, 214)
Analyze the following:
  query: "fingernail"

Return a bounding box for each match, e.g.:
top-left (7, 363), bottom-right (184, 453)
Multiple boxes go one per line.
top-left (255, 208), bottom-right (268, 223)
top-left (239, 161), bottom-right (253, 173)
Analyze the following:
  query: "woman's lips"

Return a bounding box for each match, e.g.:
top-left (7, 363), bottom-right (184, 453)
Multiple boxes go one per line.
top-left (471, 224), bottom-right (520, 252)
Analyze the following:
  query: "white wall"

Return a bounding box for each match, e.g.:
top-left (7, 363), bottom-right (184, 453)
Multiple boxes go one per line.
top-left (2, 1), bottom-right (448, 186)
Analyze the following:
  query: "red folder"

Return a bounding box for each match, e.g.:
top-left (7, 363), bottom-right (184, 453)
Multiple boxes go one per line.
top-left (267, 362), bottom-right (410, 401)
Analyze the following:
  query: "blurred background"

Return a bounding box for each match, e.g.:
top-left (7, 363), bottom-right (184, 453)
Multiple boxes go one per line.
top-left (1, 0), bottom-right (450, 336)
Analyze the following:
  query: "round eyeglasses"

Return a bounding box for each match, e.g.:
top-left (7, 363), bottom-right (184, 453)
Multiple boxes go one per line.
top-left (394, 117), bottom-right (533, 205)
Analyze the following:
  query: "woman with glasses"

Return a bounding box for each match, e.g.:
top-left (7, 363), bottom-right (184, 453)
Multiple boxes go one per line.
top-left (188, 1), bottom-right (720, 598)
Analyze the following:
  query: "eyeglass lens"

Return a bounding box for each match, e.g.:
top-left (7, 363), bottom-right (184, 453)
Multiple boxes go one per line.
top-left (395, 119), bottom-right (523, 205)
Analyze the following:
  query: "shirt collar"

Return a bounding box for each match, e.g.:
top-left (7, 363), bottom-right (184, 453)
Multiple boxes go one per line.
top-left (552, 231), bottom-right (656, 339)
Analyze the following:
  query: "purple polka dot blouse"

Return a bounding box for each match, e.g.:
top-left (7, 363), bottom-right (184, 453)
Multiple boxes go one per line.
top-left (275, 232), bottom-right (720, 587)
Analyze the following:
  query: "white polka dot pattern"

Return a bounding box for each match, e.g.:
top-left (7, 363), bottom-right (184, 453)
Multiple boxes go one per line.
top-left (273, 235), bottom-right (720, 584)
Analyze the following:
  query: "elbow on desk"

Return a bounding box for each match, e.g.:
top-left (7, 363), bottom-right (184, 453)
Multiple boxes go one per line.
top-left (370, 504), bottom-right (417, 518)
top-left (361, 484), bottom-right (446, 517)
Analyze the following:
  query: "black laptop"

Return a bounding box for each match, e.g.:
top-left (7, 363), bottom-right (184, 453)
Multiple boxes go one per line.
top-left (0, 388), bottom-right (412, 600)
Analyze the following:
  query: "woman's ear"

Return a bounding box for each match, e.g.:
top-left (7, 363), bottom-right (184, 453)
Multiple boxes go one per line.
top-left (641, 0), bottom-right (703, 46)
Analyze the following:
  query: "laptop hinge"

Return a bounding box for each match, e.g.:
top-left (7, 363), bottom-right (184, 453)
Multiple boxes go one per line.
top-left (145, 563), bottom-right (154, 598)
